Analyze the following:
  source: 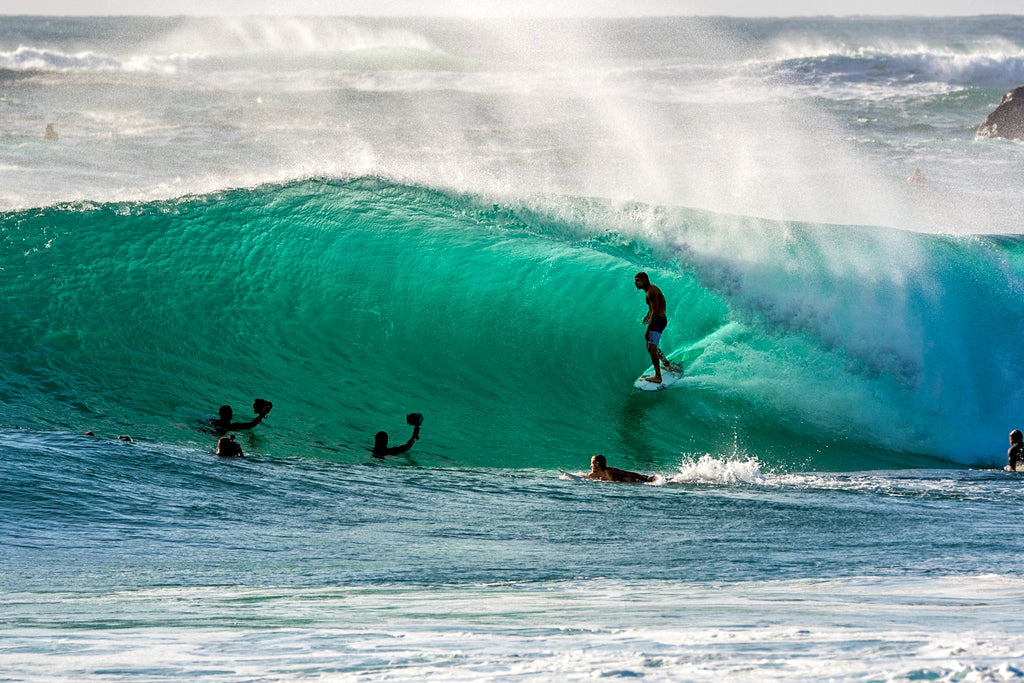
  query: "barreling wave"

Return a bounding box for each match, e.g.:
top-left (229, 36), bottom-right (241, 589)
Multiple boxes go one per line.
top-left (2, 178), bottom-right (1021, 471)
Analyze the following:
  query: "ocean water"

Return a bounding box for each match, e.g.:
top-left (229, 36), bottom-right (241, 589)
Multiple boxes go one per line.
top-left (4, 14), bottom-right (1024, 681)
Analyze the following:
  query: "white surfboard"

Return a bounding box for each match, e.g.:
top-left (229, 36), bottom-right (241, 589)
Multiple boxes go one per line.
top-left (633, 365), bottom-right (684, 392)
top-left (558, 469), bottom-right (588, 481)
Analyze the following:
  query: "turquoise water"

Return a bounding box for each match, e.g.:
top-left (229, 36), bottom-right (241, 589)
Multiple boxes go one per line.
top-left (5, 14), bottom-right (1024, 681)
top-left (3, 178), bottom-right (1022, 469)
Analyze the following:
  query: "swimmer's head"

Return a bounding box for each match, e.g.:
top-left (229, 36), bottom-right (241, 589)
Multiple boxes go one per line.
top-left (216, 435), bottom-right (242, 456)
top-left (1011, 429), bottom-right (1022, 445)
top-left (590, 454), bottom-right (607, 470)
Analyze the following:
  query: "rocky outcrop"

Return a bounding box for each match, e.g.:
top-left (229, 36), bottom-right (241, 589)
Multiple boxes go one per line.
top-left (976, 86), bottom-right (1024, 140)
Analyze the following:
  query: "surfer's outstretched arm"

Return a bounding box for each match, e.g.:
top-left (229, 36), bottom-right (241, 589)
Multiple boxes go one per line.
top-left (392, 425), bottom-right (421, 454)
top-left (208, 399), bottom-right (272, 434)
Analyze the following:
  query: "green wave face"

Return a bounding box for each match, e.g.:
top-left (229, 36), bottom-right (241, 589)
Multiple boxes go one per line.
top-left (3, 178), bottom-right (1022, 470)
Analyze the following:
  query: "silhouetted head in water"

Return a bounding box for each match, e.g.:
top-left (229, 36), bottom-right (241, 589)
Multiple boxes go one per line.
top-left (371, 416), bottom-right (422, 457)
top-left (216, 434), bottom-right (244, 457)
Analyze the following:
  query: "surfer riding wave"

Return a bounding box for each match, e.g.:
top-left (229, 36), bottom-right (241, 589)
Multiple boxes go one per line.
top-left (634, 271), bottom-right (676, 383)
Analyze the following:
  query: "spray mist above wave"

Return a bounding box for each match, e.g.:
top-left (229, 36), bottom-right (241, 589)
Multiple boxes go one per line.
top-left (4, 15), bottom-right (1024, 232)
top-left (151, 16), bottom-right (443, 56)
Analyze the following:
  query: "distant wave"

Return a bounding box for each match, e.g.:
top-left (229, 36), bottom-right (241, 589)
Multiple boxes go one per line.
top-left (768, 47), bottom-right (1024, 90)
top-left (0, 40), bottom-right (464, 75)
top-left (0, 45), bottom-right (189, 74)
